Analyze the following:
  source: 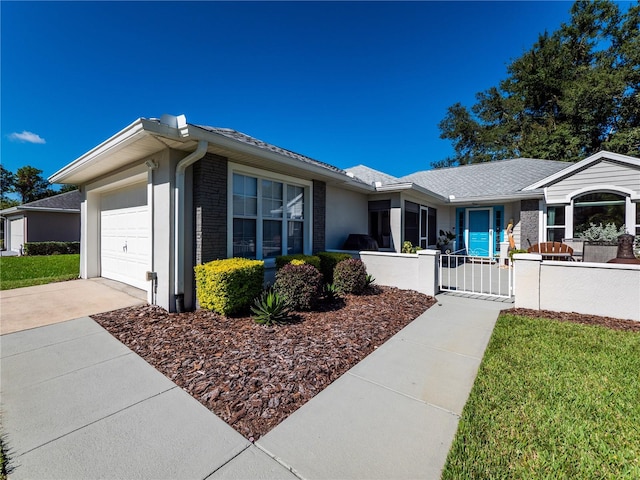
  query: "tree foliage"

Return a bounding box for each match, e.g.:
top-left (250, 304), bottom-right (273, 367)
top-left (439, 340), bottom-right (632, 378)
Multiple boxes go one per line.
top-left (437, 0), bottom-right (640, 167)
top-left (14, 166), bottom-right (55, 203)
top-left (1, 165), bottom-right (19, 210)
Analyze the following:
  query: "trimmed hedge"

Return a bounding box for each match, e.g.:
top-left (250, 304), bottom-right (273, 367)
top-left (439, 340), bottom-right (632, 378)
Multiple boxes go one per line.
top-left (24, 242), bottom-right (80, 256)
top-left (194, 258), bottom-right (264, 316)
top-left (275, 254), bottom-right (321, 271)
top-left (316, 251), bottom-right (352, 283)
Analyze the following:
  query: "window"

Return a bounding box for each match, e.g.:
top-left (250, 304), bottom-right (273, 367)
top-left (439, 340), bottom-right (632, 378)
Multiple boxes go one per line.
top-left (404, 201), bottom-right (420, 247)
top-left (232, 172), bottom-right (307, 260)
top-left (546, 206), bottom-right (565, 242)
top-left (428, 208), bottom-right (437, 246)
top-left (404, 201), bottom-right (436, 249)
top-left (573, 192), bottom-right (625, 236)
top-left (369, 200), bottom-right (391, 248)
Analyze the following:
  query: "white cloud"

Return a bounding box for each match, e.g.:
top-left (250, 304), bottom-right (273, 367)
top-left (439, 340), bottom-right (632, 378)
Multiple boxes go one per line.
top-left (8, 131), bottom-right (46, 144)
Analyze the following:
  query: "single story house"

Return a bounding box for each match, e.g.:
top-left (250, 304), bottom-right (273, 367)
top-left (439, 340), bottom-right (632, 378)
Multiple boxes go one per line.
top-left (49, 114), bottom-right (640, 311)
top-left (1, 190), bottom-right (81, 254)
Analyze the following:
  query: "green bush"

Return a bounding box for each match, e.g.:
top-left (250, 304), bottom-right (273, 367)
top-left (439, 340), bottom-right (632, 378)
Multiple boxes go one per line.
top-left (401, 241), bottom-right (422, 253)
top-left (333, 258), bottom-right (367, 295)
top-left (251, 289), bottom-right (292, 325)
top-left (275, 254), bottom-right (321, 271)
top-left (577, 222), bottom-right (625, 242)
top-left (274, 263), bottom-right (323, 310)
top-left (316, 251), bottom-right (352, 283)
top-left (194, 258), bottom-right (264, 316)
top-left (23, 241), bottom-right (80, 256)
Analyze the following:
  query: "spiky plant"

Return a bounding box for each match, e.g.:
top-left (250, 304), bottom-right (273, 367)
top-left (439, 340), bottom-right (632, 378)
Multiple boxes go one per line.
top-left (251, 290), bottom-right (291, 325)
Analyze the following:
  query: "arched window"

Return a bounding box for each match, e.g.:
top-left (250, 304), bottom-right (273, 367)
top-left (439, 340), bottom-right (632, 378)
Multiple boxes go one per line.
top-left (573, 192), bottom-right (626, 236)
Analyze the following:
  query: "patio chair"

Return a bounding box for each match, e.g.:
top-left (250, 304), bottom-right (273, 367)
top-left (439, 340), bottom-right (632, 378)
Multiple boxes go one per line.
top-left (527, 242), bottom-right (574, 261)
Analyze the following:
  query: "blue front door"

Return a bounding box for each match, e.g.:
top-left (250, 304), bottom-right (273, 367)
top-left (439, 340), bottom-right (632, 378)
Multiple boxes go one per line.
top-left (468, 209), bottom-right (490, 256)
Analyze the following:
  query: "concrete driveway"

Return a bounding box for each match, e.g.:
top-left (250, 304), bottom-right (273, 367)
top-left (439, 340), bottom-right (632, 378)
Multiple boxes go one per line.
top-left (0, 278), bottom-right (146, 335)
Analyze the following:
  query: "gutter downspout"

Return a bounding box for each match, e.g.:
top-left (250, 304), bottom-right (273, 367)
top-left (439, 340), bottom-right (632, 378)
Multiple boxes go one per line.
top-left (174, 140), bottom-right (208, 312)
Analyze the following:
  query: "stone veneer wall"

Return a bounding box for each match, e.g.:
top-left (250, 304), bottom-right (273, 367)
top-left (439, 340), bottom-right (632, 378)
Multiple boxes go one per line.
top-left (193, 153), bottom-right (228, 264)
top-left (312, 180), bottom-right (326, 253)
top-left (519, 199), bottom-right (540, 248)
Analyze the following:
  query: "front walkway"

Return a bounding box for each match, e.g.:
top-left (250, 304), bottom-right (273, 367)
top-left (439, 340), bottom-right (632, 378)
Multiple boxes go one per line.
top-left (1, 293), bottom-right (508, 479)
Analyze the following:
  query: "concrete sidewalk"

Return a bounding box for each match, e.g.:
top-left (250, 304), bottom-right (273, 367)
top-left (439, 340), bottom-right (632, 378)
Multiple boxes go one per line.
top-left (0, 278), bottom-right (146, 334)
top-left (0, 293), bottom-right (508, 479)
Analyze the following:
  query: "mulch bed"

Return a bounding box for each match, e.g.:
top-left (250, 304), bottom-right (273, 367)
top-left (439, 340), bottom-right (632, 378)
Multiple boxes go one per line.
top-left (92, 286), bottom-right (436, 440)
top-left (505, 308), bottom-right (640, 333)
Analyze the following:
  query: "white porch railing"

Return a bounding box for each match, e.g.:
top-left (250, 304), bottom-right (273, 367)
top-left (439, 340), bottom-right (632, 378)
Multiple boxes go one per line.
top-left (439, 254), bottom-right (513, 299)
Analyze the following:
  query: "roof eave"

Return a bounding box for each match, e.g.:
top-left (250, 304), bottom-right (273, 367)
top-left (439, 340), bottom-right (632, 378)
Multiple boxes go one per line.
top-left (447, 191), bottom-right (545, 204)
top-left (49, 119), bottom-right (149, 184)
top-left (186, 124), bottom-right (372, 190)
top-left (374, 182), bottom-right (448, 202)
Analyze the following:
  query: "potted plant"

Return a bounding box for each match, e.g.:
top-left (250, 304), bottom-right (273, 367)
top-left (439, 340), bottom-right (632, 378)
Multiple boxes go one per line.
top-left (437, 230), bottom-right (456, 254)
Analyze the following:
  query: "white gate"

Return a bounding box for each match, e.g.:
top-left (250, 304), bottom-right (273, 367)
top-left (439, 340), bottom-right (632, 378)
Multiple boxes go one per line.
top-left (439, 254), bottom-right (513, 299)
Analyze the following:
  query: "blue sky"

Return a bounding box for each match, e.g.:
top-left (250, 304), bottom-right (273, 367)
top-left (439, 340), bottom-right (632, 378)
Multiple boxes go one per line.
top-left (2, 1), bottom-right (603, 185)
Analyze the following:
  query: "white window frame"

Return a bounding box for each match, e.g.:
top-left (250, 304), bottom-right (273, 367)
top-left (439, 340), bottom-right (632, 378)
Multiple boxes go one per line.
top-left (544, 204), bottom-right (567, 242)
top-left (227, 162), bottom-right (313, 265)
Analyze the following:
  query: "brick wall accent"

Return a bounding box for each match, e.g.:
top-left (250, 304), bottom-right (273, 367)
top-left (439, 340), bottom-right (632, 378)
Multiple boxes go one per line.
top-left (312, 180), bottom-right (326, 253)
top-left (520, 199), bottom-right (540, 248)
top-left (193, 154), bottom-right (228, 264)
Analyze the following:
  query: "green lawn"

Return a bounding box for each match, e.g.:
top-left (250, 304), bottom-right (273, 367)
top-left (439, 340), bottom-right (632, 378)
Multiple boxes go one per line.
top-left (0, 254), bottom-right (80, 290)
top-left (443, 313), bottom-right (640, 479)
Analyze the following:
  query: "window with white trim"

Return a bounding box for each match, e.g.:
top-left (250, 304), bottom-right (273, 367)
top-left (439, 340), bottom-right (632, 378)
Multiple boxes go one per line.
top-left (232, 172), bottom-right (306, 260)
top-left (546, 206), bottom-right (565, 242)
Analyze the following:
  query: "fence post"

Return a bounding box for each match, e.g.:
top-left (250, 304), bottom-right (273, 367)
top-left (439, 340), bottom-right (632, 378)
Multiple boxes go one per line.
top-left (513, 253), bottom-right (542, 310)
top-left (417, 249), bottom-right (440, 296)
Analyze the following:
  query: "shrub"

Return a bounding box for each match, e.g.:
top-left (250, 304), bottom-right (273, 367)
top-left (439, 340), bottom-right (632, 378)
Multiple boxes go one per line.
top-left (275, 254), bottom-right (321, 271)
top-left (274, 263), bottom-right (323, 310)
top-left (333, 258), bottom-right (367, 295)
top-left (194, 258), bottom-right (264, 316)
top-left (251, 289), bottom-right (291, 325)
top-left (508, 248), bottom-right (528, 262)
top-left (23, 241), bottom-right (80, 256)
top-left (577, 222), bottom-right (626, 242)
top-left (316, 251), bottom-right (352, 283)
top-left (401, 241), bottom-right (422, 254)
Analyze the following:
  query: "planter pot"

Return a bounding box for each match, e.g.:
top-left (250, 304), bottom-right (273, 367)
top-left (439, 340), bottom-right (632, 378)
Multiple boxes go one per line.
top-left (582, 241), bottom-right (618, 263)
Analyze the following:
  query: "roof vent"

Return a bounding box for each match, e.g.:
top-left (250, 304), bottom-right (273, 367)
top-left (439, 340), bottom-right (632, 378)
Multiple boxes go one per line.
top-left (346, 172), bottom-right (355, 178)
top-left (374, 181), bottom-right (382, 188)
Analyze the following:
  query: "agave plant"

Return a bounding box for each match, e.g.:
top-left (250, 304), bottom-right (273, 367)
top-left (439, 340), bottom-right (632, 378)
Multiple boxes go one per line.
top-left (251, 290), bottom-right (291, 325)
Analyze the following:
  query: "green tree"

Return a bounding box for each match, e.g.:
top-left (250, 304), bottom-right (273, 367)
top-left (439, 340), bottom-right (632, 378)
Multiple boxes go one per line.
top-left (57, 184), bottom-right (78, 194)
top-left (1, 165), bottom-right (19, 210)
top-left (436, 0), bottom-right (640, 167)
top-left (14, 166), bottom-right (55, 203)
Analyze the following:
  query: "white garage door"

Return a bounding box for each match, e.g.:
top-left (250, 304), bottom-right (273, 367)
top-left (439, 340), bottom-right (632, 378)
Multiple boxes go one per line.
top-left (9, 217), bottom-right (24, 253)
top-left (100, 183), bottom-right (150, 290)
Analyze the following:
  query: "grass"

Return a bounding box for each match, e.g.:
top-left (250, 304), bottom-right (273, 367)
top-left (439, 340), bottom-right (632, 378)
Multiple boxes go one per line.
top-left (443, 313), bottom-right (640, 479)
top-left (0, 254), bottom-right (80, 290)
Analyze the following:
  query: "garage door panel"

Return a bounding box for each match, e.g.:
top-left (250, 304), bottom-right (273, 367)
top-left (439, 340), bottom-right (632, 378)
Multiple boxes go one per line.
top-left (9, 217), bottom-right (24, 253)
top-left (100, 185), bottom-right (149, 291)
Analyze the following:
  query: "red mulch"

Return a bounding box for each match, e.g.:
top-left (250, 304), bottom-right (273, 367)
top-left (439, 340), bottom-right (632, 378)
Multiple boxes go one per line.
top-left (504, 308), bottom-right (640, 332)
top-left (92, 286), bottom-right (436, 440)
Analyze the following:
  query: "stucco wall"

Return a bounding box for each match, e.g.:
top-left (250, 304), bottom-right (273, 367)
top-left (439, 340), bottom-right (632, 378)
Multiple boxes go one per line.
top-left (514, 254), bottom-right (640, 321)
top-left (325, 185), bottom-right (368, 250)
top-left (359, 250), bottom-right (439, 296)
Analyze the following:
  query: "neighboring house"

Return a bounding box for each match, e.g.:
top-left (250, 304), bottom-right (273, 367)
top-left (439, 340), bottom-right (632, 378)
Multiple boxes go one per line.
top-left (49, 114), bottom-right (640, 311)
top-left (0, 190), bottom-right (81, 254)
